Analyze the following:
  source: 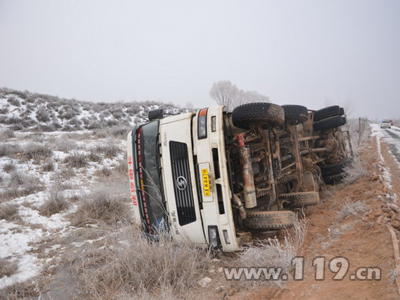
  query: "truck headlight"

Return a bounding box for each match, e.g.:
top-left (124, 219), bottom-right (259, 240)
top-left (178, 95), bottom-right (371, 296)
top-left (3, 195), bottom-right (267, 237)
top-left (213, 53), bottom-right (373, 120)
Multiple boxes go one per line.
top-left (198, 108), bottom-right (208, 139)
top-left (208, 225), bottom-right (221, 249)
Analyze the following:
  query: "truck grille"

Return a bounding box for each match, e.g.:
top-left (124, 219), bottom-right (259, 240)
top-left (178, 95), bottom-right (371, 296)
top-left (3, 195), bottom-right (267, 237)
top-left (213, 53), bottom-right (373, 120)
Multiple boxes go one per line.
top-left (169, 141), bottom-right (196, 226)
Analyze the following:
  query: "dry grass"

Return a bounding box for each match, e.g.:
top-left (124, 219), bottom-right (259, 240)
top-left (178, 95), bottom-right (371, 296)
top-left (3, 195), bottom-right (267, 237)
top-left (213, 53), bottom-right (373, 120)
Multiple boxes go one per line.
top-left (39, 185), bottom-right (70, 216)
top-left (92, 143), bottom-right (121, 159)
top-left (95, 167), bottom-right (112, 177)
top-left (337, 200), bottom-right (368, 221)
top-left (342, 158), bottom-right (369, 185)
top-left (21, 143), bottom-right (53, 161)
top-left (0, 203), bottom-right (20, 221)
top-left (0, 144), bottom-right (20, 158)
top-left (69, 188), bottom-right (130, 226)
top-left (0, 258), bottom-right (18, 278)
top-left (68, 225), bottom-right (211, 299)
top-left (64, 152), bottom-right (89, 168)
top-left (92, 125), bottom-right (132, 140)
top-left (2, 171), bottom-right (44, 199)
top-left (88, 151), bottom-right (102, 163)
top-left (54, 139), bottom-right (79, 152)
top-left (42, 159), bottom-right (55, 172)
top-left (235, 218), bottom-right (307, 289)
top-left (114, 159), bottom-right (128, 175)
top-left (2, 162), bottom-right (16, 173)
top-left (0, 129), bottom-right (15, 140)
top-left (0, 281), bottom-right (39, 300)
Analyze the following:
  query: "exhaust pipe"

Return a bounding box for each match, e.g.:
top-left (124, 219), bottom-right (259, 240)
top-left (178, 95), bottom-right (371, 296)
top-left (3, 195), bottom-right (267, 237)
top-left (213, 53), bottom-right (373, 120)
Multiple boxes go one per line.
top-left (238, 134), bottom-right (257, 209)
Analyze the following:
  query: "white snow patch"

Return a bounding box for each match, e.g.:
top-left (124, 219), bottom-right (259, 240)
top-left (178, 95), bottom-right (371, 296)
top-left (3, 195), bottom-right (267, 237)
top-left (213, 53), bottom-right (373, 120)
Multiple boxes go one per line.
top-left (0, 254), bottom-right (41, 289)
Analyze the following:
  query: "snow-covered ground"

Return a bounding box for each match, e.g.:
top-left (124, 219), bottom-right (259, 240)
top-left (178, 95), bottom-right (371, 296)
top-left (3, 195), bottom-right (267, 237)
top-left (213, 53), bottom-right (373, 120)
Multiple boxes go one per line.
top-left (371, 123), bottom-right (399, 202)
top-left (0, 129), bottom-right (127, 290)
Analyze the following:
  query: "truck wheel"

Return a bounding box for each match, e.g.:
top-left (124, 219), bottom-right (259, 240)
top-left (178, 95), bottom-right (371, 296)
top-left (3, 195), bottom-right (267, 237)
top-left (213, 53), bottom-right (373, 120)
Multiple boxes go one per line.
top-left (319, 157), bottom-right (353, 176)
top-left (313, 115), bottom-right (346, 132)
top-left (324, 173), bottom-right (346, 185)
top-left (279, 192), bottom-right (320, 208)
top-left (245, 211), bottom-right (296, 229)
top-left (314, 105), bottom-right (344, 122)
top-left (282, 105), bottom-right (309, 124)
top-left (232, 102), bottom-right (285, 129)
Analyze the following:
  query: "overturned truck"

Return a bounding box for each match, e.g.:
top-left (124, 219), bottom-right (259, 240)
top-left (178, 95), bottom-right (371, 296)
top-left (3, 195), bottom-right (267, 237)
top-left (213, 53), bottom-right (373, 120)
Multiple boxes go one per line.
top-left (127, 103), bottom-right (352, 251)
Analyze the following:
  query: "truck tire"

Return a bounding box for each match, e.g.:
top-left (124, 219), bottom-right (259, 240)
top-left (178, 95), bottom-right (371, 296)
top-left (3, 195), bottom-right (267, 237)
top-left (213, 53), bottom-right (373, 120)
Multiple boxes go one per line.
top-left (282, 105), bottom-right (309, 124)
top-left (279, 191), bottom-right (320, 208)
top-left (324, 173), bottom-right (346, 185)
top-left (314, 105), bottom-right (344, 122)
top-left (313, 115), bottom-right (346, 132)
top-left (232, 102), bottom-right (285, 129)
top-left (245, 211), bottom-right (296, 229)
top-left (319, 157), bottom-right (353, 176)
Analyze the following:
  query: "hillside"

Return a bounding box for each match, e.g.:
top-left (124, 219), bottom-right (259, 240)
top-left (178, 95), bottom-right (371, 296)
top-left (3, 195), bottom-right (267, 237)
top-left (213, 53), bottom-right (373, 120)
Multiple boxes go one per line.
top-left (0, 88), bottom-right (183, 132)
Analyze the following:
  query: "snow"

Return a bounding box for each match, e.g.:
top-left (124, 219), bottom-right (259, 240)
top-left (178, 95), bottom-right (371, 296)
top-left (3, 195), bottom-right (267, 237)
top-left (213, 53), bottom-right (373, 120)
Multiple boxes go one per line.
top-left (370, 123), bottom-right (400, 205)
top-left (0, 129), bottom-right (125, 289)
top-left (371, 124), bottom-right (392, 188)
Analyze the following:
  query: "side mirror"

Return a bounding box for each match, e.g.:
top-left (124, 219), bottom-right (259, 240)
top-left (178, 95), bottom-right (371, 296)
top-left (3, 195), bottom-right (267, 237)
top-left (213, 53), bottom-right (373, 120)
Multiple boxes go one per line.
top-left (148, 109), bottom-right (164, 121)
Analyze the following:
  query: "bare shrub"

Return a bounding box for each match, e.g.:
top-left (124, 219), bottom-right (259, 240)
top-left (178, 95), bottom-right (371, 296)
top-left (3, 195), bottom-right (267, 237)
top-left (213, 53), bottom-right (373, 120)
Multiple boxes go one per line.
top-left (9, 123), bottom-right (23, 131)
top-left (0, 107), bottom-right (9, 114)
top-left (235, 218), bottom-right (307, 288)
top-left (126, 105), bottom-right (140, 115)
top-left (69, 225), bottom-right (210, 299)
top-left (36, 106), bottom-right (50, 122)
top-left (6, 171), bottom-right (43, 198)
top-left (0, 129), bottom-right (15, 140)
top-left (109, 125), bottom-right (132, 139)
top-left (342, 159), bottom-right (369, 185)
top-left (25, 132), bottom-right (45, 143)
top-left (68, 116), bottom-right (83, 129)
top-left (59, 105), bottom-right (76, 120)
top-left (88, 151), bottom-right (102, 163)
top-left (0, 203), bottom-right (20, 221)
top-left (55, 139), bottom-right (78, 152)
top-left (114, 159), bottom-right (128, 175)
top-left (87, 120), bottom-right (102, 130)
top-left (0, 281), bottom-right (39, 299)
top-left (93, 143), bottom-right (121, 158)
top-left (60, 167), bottom-right (76, 180)
top-left (4, 116), bottom-right (22, 125)
top-left (0, 258), bottom-right (18, 278)
top-left (42, 159), bottom-right (55, 172)
top-left (337, 200), bottom-right (368, 221)
top-left (39, 186), bottom-right (70, 216)
top-left (96, 167), bottom-right (112, 177)
top-left (7, 96), bottom-right (21, 107)
top-left (64, 152), bottom-right (88, 168)
top-left (37, 123), bottom-right (57, 132)
top-left (347, 118), bottom-right (371, 149)
top-left (21, 143), bottom-right (53, 161)
top-left (111, 107), bottom-right (125, 119)
top-left (2, 162), bottom-right (16, 173)
top-left (0, 144), bottom-right (20, 158)
top-left (69, 189), bottom-right (130, 226)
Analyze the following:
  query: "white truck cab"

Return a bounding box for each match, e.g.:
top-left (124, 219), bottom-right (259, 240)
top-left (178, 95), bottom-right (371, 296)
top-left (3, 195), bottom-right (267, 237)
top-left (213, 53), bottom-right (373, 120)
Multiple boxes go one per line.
top-left (127, 106), bottom-right (245, 251)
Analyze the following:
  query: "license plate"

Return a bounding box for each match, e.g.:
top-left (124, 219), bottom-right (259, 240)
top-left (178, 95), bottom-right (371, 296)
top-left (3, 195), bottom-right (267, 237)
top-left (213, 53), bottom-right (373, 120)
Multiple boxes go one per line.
top-left (201, 169), bottom-right (211, 196)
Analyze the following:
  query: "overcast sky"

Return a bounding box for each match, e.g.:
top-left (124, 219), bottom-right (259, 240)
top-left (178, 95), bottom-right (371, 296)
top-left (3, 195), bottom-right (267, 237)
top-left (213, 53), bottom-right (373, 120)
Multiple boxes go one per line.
top-left (0, 0), bottom-right (399, 119)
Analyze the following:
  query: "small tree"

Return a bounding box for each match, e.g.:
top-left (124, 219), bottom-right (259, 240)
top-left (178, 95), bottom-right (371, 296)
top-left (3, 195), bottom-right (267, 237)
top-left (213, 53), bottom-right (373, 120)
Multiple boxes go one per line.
top-left (209, 80), bottom-right (239, 110)
top-left (209, 81), bottom-right (269, 111)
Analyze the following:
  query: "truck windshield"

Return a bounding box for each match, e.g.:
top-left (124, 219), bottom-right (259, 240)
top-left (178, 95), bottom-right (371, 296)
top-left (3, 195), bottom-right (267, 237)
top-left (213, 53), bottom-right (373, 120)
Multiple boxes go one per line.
top-left (137, 120), bottom-right (167, 232)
